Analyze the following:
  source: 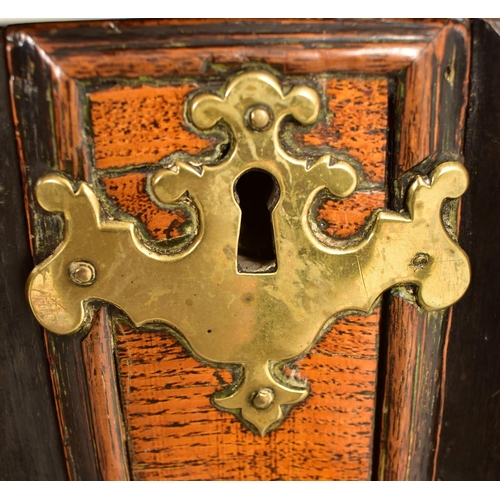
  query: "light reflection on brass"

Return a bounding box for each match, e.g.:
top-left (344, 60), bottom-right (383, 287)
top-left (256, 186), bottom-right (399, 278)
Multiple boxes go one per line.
top-left (27, 71), bottom-right (470, 436)
top-left (252, 388), bottom-right (275, 410)
top-left (248, 106), bottom-right (271, 130)
top-left (69, 261), bottom-right (96, 286)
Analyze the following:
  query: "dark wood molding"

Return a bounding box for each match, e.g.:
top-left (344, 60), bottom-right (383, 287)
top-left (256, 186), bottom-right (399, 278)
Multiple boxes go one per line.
top-left (433, 18), bottom-right (500, 481)
top-left (0, 28), bottom-right (67, 481)
top-left (376, 20), bottom-right (470, 481)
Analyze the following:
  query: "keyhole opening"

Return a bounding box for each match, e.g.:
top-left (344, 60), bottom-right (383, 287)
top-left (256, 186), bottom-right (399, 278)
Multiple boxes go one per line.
top-left (234, 169), bottom-right (280, 274)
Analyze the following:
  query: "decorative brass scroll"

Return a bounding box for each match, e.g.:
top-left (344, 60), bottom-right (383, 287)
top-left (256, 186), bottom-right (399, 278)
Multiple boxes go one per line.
top-left (27, 71), bottom-right (471, 436)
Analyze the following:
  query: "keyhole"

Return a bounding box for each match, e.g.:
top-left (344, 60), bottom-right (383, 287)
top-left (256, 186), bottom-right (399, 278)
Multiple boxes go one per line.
top-left (234, 169), bottom-right (280, 274)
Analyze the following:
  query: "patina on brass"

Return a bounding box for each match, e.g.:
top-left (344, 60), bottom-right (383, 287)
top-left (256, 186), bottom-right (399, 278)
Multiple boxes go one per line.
top-left (27, 71), bottom-right (471, 436)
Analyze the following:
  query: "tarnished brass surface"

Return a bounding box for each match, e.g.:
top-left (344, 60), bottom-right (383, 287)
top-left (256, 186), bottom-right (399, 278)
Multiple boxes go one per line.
top-left (27, 71), bottom-right (471, 435)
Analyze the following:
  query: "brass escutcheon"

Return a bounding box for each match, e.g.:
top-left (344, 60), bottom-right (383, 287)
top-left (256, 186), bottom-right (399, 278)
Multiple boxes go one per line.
top-left (27, 71), bottom-right (471, 436)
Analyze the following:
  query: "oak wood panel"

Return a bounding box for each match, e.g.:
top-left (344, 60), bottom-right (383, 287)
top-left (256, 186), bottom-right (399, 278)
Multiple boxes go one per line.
top-left (100, 173), bottom-right (189, 242)
top-left (94, 77), bottom-right (389, 246)
top-left (93, 75), bottom-right (388, 480)
top-left (90, 73), bottom-right (387, 479)
top-left (293, 77), bottom-right (388, 184)
top-left (115, 311), bottom-right (379, 480)
top-left (90, 85), bottom-right (217, 170)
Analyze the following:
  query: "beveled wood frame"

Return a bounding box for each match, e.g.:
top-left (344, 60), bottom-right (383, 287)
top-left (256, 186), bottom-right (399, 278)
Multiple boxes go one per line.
top-left (6, 19), bottom-right (469, 480)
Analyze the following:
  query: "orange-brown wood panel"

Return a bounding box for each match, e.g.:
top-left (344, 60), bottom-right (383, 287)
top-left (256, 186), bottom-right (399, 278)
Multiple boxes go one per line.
top-left (90, 85), bottom-right (217, 170)
top-left (88, 75), bottom-right (388, 480)
top-left (114, 311), bottom-right (379, 480)
top-left (100, 173), bottom-right (189, 242)
top-left (294, 78), bottom-right (387, 184)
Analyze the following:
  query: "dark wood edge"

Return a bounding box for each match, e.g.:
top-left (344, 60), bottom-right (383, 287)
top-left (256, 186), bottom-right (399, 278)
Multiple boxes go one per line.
top-left (375, 20), bottom-right (470, 480)
top-left (5, 19), bottom-right (451, 84)
top-left (433, 18), bottom-right (500, 481)
top-left (7, 19), bottom-right (444, 49)
top-left (0, 28), bottom-right (67, 480)
top-left (45, 332), bottom-right (102, 480)
top-left (6, 29), bottom-right (104, 480)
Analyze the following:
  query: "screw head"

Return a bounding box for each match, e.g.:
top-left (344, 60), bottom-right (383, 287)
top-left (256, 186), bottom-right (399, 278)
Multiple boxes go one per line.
top-left (248, 107), bottom-right (271, 130)
top-left (252, 388), bottom-right (274, 410)
top-left (411, 252), bottom-right (430, 270)
top-left (69, 261), bottom-right (96, 286)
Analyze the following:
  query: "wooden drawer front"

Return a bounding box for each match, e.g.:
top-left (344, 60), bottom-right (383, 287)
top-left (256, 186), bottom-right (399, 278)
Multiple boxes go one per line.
top-left (7, 19), bottom-right (469, 480)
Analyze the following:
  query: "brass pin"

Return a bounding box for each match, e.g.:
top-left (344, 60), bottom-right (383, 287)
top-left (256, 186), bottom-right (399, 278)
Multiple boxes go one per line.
top-left (249, 107), bottom-right (270, 130)
top-left (252, 388), bottom-right (274, 410)
top-left (69, 261), bottom-right (96, 286)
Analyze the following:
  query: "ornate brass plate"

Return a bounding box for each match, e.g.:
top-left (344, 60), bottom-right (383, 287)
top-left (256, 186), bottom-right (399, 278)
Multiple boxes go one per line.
top-left (27, 71), bottom-right (471, 436)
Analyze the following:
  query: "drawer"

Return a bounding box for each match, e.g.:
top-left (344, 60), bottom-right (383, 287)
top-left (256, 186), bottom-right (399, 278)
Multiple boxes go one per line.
top-left (3, 18), bottom-right (491, 481)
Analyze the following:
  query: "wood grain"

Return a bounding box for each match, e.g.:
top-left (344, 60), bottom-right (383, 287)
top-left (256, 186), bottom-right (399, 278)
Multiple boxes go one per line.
top-left (14, 19), bottom-right (444, 80)
top-left (90, 85), bottom-right (217, 170)
top-left (0, 29), bottom-right (67, 480)
top-left (398, 43), bottom-right (433, 170)
top-left (7, 31), bottom-right (103, 480)
top-left (7, 19), bottom-right (470, 481)
top-left (100, 173), bottom-right (188, 242)
top-left (377, 20), bottom-right (470, 480)
top-left (50, 70), bottom-right (89, 178)
top-left (378, 296), bottom-right (426, 480)
top-left (115, 311), bottom-right (379, 480)
top-left (19, 19), bottom-right (443, 51)
top-left (397, 22), bottom-right (469, 174)
top-left (294, 78), bottom-right (388, 184)
top-left (81, 309), bottom-right (130, 480)
top-left (95, 75), bottom-right (388, 480)
top-left (50, 46), bottom-right (425, 80)
top-left (433, 19), bottom-right (500, 480)
top-left (45, 332), bottom-right (102, 480)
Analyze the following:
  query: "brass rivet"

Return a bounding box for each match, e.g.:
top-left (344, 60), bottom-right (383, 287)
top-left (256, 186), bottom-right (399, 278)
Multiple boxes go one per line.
top-left (69, 261), bottom-right (96, 286)
top-left (249, 107), bottom-right (270, 130)
top-left (252, 388), bottom-right (274, 410)
top-left (411, 253), bottom-right (430, 269)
